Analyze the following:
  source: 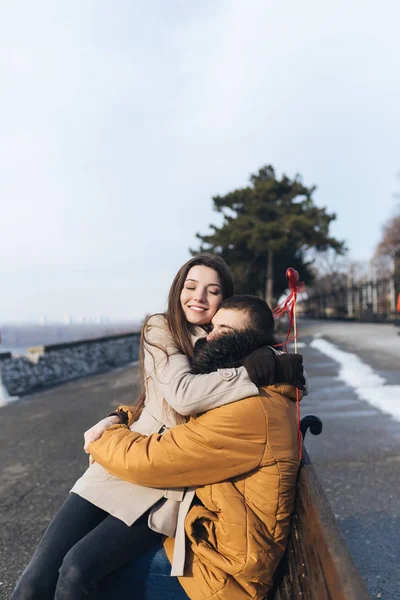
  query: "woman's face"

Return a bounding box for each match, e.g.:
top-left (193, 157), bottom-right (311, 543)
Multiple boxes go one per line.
top-left (180, 265), bottom-right (223, 326)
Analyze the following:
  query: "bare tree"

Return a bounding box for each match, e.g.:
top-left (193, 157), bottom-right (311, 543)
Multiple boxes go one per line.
top-left (374, 172), bottom-right (400, 278)
top-left (375, 212), bottom-right (400, 259)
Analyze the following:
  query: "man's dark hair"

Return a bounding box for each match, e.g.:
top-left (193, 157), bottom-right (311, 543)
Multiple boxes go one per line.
top-left (192, 295), bottom-right (279, 374)
top-left (219, 294), bottom-right (275, 338)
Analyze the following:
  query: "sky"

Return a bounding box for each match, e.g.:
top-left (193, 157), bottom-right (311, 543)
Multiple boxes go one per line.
top-left (1, 0), bottom-right (399, 322)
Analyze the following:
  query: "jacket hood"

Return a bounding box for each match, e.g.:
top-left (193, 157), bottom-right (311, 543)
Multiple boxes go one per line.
top-left (260, 383), bottom-right (302, 403)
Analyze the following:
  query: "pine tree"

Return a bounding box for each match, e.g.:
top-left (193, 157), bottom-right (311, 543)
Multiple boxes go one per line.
top-left (192, 165), bottom-right (345, 303)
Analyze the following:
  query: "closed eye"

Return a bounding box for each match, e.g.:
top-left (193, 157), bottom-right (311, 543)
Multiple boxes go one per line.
top-left (219, 324), bottom-right (235, 331)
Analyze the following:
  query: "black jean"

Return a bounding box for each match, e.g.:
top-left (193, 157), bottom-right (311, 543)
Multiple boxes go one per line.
top-left (11, 492), bottom-right (161, 600)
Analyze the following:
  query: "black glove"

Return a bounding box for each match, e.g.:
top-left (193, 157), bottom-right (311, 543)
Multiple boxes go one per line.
top-left (107, 410), bottom-right (129, 426)
top-left (242, 346), bottom-right (277, 387)
top-left (243, 346), bottom-right (305, 389)
top-left (275, 353), bottom-right (305, 390)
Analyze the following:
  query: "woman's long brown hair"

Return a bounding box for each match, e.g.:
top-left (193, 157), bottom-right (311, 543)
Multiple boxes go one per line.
top-left (129, 254), bottom-right (234, 422)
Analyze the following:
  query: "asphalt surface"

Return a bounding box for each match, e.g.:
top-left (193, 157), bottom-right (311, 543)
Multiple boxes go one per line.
top-left (296, 320), bottom-right (400, 600)
top-left (0, 366), bottom-right (140, 599)
top-left (1, 320), bottom-right (399, 599)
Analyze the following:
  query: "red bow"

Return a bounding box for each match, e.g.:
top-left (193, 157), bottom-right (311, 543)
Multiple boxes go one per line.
top-left (272, 268), bottom-right (305, 459)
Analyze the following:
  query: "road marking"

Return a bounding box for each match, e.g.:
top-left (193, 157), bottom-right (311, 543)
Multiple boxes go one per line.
top-left (310, 338), bottom-right (400, 422)
top-left (287, 341), bottom-right (306, 349)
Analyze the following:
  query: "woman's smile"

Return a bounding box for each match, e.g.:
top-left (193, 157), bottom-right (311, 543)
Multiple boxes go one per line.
top-left (180, 265), bottom-right (223, 325)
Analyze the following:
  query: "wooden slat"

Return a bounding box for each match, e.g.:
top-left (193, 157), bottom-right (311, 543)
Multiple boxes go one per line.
top-left (269, 448), bottom-right (370, 600)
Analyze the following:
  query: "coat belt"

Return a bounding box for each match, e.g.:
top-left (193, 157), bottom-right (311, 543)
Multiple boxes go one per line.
top-left (170, 488), bottom-right (196, 576)
top-left (163, 489), bottom-right (185, 502)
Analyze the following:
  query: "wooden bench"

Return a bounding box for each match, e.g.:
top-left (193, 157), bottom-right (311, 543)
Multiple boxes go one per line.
top-left (269, 415), bottom-right (370, 600)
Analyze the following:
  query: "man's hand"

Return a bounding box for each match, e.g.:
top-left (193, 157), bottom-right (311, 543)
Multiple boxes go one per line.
top-left (275, 352), bottom-right (305, 390)
top-left (83, 415), bottom-right (122, 453)
top-left (243, 347), bottom-right (305, 389)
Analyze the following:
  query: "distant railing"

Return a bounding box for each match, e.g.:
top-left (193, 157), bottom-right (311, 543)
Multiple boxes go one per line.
top-left (300, 275), bottom-right (400, 322)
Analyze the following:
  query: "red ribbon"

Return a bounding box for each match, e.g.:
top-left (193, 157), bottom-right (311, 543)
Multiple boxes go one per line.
top-left (272, 267), bottom-right (304, 460)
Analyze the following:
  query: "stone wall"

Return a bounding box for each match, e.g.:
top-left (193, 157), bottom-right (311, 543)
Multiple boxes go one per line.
top-left (0, 332), bottom-right (140, 398)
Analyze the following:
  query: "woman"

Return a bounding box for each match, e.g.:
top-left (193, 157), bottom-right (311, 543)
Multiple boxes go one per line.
top-left (11, 254), bottom-right (303, 600)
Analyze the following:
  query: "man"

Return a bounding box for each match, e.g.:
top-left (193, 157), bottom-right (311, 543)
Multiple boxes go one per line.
top-left (90, 295), bottom-right (301, 600)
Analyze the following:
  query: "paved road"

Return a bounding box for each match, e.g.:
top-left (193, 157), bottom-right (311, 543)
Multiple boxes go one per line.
top-left (0, 366), bottom-right (140, 598)
top-left (1, 320), bottom-right (399, 599)
top-left (296, 319), bottom-right (400, 600)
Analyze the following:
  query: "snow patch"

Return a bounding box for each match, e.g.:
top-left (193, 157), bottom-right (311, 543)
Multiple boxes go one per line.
top-left (292, 342), bottom-right (306, 349)
top-left (0, 374), bottom-right (18, 407)
top-left (310, 337), bottom-right (400, 421)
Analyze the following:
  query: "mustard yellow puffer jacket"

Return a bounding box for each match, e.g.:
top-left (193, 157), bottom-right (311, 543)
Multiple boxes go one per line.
top-left (89, 384), bottom-right (301, 599)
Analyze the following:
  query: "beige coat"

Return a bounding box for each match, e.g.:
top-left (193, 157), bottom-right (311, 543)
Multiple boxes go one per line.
top-left (71, 314), bottom-right (258, 573)
top-left (89, 384), bottom-right (301, 599)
